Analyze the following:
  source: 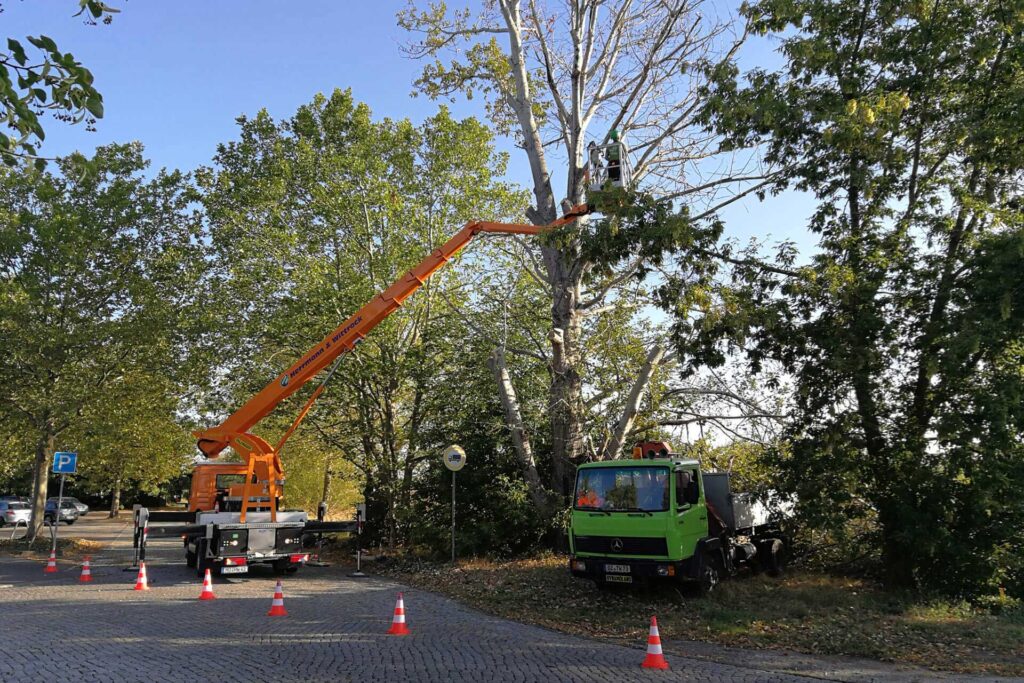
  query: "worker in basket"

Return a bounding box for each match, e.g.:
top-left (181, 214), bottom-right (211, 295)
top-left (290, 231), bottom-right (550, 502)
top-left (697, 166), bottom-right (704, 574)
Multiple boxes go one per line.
top-left (606, 129), bottom-right (623, 185)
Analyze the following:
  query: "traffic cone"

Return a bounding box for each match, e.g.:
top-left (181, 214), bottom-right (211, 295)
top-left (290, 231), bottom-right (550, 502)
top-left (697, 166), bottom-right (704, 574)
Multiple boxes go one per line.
top-left (133, 561), bottom-right (149, 591)
top-left (79, 556), bottom-right (93, 582)
top-left (44, 550), bottom-right (58, 574)
top-left (641, 616), bottom-right (669, 670)
top-left (198, 568), bottom-right (216, 600)
top-left (267, 580), bottom-right (287, 616)
top-left (386, 592), bottom-right (410, 635)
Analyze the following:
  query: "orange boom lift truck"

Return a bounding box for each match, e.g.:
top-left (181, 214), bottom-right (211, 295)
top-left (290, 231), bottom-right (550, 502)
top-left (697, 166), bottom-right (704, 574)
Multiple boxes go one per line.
top-left (135, 205), bottom-right (590, 577)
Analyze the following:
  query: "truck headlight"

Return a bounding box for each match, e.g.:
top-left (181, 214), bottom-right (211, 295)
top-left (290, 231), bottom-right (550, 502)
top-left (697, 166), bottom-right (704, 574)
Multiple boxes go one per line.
top-left (656, 565), bottom-right (675, 577)
top-left (572, 560), bottom-right (587, 572)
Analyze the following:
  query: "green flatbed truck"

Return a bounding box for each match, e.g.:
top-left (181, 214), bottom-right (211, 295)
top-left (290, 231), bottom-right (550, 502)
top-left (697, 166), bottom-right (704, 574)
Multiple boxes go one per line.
top-left (568, 441), bottom-right (786, 593)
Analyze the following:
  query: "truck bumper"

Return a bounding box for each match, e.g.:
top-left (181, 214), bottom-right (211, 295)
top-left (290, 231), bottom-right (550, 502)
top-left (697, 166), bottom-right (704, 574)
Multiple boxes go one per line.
top-left (568, 555), bottom-right (694, 583)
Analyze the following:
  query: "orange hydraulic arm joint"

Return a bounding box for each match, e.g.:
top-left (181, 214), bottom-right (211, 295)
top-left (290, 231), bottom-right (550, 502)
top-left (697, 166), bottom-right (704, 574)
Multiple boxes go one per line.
top-left (192, 204), bottom-right (590, 522)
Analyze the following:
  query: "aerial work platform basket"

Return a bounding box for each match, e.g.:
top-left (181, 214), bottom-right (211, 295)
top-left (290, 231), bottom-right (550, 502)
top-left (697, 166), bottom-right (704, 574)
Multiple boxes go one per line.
top-left (586, 129), bottom-right (631, 192)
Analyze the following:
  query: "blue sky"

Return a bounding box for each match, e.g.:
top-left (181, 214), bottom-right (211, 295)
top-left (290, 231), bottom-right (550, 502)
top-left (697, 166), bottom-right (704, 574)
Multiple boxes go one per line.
top-left (3, 0), bottom-right (815, 252)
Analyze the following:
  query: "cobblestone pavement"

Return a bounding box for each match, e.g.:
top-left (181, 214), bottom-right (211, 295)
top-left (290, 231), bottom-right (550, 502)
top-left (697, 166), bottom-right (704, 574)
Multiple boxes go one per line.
top-left (0, 530), bottom-right (1017, 683)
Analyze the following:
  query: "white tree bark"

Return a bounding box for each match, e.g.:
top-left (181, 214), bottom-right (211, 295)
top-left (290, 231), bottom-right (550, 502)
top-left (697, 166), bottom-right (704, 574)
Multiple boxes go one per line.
top-left (487, 347), bottom-right (549, 509)
top-left (400, 0), bottom-right (753, 493)
top-left (602, 344), bottom-right (672, 459)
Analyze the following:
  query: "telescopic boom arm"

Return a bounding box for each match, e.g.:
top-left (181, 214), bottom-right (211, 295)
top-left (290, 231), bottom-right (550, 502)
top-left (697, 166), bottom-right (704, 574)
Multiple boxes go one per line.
top-left (191, 205), bottom-right (588, 521)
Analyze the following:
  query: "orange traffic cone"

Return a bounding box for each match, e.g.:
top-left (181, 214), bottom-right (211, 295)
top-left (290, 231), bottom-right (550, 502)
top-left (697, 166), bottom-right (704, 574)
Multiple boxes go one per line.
top-left (641, 616), bottom-right (669, 670)
top-left (79, 556), bottom-right (93, 582)
top-left (387, 592), bottom-right (410, 635)
top-left (133, 561), bottom-right (149, 591)
top-left (267, 580), bottom-right (287, 616)
top-left (198, 568), bottom-right (216, 600)
top-left (44, 550), bottom-right (58, 574)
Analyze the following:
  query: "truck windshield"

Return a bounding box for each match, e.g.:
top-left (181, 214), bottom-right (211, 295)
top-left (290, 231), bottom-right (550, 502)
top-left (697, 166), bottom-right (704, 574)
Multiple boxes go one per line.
top-left (574, 466), bottom-right (669, 512)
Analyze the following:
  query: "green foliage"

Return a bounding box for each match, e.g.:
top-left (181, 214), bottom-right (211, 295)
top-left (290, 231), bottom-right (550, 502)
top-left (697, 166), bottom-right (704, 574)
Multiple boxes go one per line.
top-left (689, 0), bottom-right (1024, 595)
top-left (276, 431), bottom-right (362, 517)
top-left (550, 188), bottom-right (722, 282)
top-left (200, 89), bottom-right (551, 551)
top-left (0, 143), bottom-right (205, 527)
top-left (0, 1), bottom-right (118, 165)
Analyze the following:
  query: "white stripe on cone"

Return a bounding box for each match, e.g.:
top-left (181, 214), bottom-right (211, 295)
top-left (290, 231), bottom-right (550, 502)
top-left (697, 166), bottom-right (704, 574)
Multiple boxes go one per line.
top-left (394, 597), bottom-right (406, 622)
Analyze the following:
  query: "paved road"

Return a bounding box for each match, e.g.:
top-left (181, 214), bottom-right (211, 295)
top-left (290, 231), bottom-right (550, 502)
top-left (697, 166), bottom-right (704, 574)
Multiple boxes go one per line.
top-left (0, 561), bottom-right (810, 682)
top-left (0, 517), bottom-right (1016, 683)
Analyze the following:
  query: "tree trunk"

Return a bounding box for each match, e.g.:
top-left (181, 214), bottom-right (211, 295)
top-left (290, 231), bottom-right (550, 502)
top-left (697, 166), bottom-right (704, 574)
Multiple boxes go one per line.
top-left (603, 345), bottom-right (668, 460)
top-left (547, 318), bottom-right (584, 497)
top-left (109, 478), bottom-right (122, 518)
top-left (28, 428), bottom-right (55, 541)
top-left (492, 1), bottom-right (591, 500)
top-left (487, 347), bottom-right (549, 509)
top-left (878, 498), bottom-right (918, 588)
top-left (320, 458), bottom-right (332, 508)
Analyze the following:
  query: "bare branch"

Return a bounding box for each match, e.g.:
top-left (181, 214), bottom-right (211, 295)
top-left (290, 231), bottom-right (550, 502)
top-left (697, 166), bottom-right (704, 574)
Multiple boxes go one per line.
top-left (578, 256), bottom-right (644, 310)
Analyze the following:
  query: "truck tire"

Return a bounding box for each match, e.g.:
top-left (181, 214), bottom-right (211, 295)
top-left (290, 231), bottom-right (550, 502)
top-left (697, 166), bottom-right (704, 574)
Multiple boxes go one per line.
top-left (272, 558), bottom-right (298, 575)
top-left (696, 553), bottom-right (720, 595)
top-left (761, 538), bottom-right (786, 577)
top-left (196, 539), bottom-right (212, 578)
top-left (185, 544), bottom-right (197, 568)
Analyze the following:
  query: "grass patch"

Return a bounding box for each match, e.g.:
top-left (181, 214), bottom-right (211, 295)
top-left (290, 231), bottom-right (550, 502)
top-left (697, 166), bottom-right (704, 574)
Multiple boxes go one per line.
top-left (372, 552), bottom-right (1024, 677)
top-left (0, 536), bottom-right (104, 559)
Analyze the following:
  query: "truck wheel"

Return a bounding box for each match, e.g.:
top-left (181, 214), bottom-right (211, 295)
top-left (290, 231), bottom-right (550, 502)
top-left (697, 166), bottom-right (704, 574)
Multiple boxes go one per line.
top-left (762, 539), bottom-right (787, 577)
top-left (696, 554), bottom-right (720, 595)
top-left (185, 546), bottom-right (197, 568)
top-left (272, 558), bottom-right (298, 575)
top-left (196, 539), bottom-right (212, 578)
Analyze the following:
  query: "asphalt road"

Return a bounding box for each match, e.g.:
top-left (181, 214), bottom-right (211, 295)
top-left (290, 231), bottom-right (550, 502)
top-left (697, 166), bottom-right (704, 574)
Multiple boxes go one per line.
top-left (0, 515), bottom-right (1016, 683)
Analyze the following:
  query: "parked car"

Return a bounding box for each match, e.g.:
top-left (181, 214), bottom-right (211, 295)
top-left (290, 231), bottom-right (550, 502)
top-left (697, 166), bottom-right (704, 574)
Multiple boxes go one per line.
top-left (48, 496), bottom-right (88, 515)
top-left (44, 499), bottom-right (79, 525)
top-left (0, 495), bottom-right (29, 504)
top-left (0, 500), bottom-right (31, 527)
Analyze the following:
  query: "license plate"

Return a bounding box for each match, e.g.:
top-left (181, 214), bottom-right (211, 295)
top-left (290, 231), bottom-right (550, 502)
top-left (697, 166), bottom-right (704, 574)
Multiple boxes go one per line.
top-left (605, 563), bottom-right (631, 573)
top-left (605, 574), bottom-right (632, 583)
top-left (220, 565), bottom-right (248, 574)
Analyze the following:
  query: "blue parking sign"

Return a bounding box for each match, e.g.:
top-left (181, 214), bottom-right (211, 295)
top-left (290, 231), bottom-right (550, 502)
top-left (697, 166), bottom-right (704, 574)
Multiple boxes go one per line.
top-left (52, 451), bottom-right (77, 474)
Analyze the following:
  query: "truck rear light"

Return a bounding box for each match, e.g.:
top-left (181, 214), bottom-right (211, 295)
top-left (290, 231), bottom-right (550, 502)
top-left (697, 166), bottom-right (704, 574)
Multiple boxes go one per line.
top-left (223, 557), bottom-right (247, 566)
top-left (288, 554), bottom-right (308, 564)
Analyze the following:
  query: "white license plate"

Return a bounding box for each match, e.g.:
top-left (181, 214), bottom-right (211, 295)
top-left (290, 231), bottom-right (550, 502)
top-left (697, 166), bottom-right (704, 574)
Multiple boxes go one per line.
top-left (605, 563), bottom-right (631, 573)
top-left (220, 565), bottom-right (248, 574)
top-left (605, 574), bottom-right (632, 583)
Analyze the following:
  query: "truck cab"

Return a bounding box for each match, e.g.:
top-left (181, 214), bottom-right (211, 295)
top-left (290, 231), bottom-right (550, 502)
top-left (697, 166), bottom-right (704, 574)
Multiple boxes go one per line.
top-left (188, 461), bottom-right (276, 513)
top-left (568, 441), bottom-right (785, 592)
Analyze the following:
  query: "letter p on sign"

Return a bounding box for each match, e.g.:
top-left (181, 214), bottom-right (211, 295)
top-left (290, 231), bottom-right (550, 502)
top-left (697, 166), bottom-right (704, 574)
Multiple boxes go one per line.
top-left (52, 452), bottom-right (78, 475)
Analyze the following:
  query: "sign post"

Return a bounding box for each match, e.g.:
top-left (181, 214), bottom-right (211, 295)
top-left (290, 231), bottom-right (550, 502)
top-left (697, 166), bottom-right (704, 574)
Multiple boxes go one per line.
top-left (349, 503), bottom-right (367, 578)
top-left (442, 445), bottom-right (466, 564)
top-left (50, 451), bottom-right (78, 558)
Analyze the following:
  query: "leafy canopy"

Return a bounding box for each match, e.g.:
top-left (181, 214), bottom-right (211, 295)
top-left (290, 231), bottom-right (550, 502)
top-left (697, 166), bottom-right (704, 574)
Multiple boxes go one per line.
top-left (0, 1), bottom-right (117, 166)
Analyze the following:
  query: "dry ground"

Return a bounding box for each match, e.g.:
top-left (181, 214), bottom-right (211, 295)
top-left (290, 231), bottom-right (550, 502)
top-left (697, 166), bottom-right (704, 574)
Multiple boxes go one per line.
top-left (373, 553), bottom-right (1024, 678)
